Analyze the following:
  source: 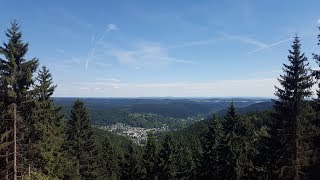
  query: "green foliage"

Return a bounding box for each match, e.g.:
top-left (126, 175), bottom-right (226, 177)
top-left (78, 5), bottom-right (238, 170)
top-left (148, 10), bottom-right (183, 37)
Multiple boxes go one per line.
top-left (142, 133), bottom-right (159, 180)
top-left (66, 108), bottom-right (199, 129)
top-left (176, 143), bottom-right (196, 179)
top-left (220, 103), bottom-right (253, 179)
top-left (312, 27), bottom-right (320, 177)
top-left (97, 136), bottom-right (121, 180)
top-left (56, 98), bottom-right (272, 130)
top-left (157, 133), bottom-right (179, 179)
top-left (0, 20), bottom-right (38, 179)
top-left (24, 171), bottom-right (56, 180)
top-left (34, 66), bottom-right (56, 101)
top-left (64, 99), bottom-right (98, 179)
top-left (0, 20), bottom-right (38, 106)
top-left (271, 35), bottom-right (315, 178)
top-left (121, 142), bottom-right (143, 180)
top-left (189, 136), bottom-right (203, 178)
top-left (31, 66), bottom-right (67, 178)
top-left (94, 127), bottom-right (132, 149)
top-left (201, 114), bottom-right (223, 179)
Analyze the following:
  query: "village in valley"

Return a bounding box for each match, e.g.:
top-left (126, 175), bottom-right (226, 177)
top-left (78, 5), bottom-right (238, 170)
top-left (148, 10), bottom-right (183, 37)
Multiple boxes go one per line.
top-left (99, 123), bottom-right (169, 144)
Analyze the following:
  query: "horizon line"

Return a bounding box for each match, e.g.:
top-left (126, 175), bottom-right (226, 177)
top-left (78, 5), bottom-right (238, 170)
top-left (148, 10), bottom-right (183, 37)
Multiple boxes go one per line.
top-left (52, 96), bottom-right (275, 99)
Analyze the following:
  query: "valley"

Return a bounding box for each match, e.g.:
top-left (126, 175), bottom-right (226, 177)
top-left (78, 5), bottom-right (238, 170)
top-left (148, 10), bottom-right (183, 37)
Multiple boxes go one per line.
top-left (55, 97), bottom-right (273, 142)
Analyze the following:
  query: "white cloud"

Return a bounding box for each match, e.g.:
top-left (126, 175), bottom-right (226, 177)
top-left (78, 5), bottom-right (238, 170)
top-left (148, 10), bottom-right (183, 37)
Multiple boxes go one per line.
top-left (318, 18), bottom-right (320, 24)
top-left (248, 38), bottom-right (291, 54)
top-left (79, 87), bottom-right (90, 90)
top-left (222, 33), bottom-right (267, 48)
top-left (54, 78), bottom-right (284, 97)
top-left (110, 42), bottom-right (196, 68)
top-left (169, 38), bottom-right (221, 49)
top-left (221, 33), bottom-right (291, 54)
top-left (95, 78), bottom-right (121, 83)
top-left (107, 24), bottom-right (119, 32)
top-left (55, 88), bottom-right (71, 92)
top-left (85, 29), bottom-right (108, 72)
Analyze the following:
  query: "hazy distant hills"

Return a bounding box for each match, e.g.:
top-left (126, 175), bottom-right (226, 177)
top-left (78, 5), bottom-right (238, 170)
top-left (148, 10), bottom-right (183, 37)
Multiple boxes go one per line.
top-left (54, 97), bottom-right (273, 127)
top-left (54, 97), bottom-right (272, 115)
top-left (217, 101), bottom-right (274, 116)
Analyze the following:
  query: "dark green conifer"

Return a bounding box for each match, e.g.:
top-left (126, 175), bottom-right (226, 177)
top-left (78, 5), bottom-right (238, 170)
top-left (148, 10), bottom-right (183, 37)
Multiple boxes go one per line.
top-left (176, 142), bottom-right (196, 179)
top-left (142, 133), bottom-right (159, 180)
top-left (64, 100), bottom-right (98, 179)
top-left (157, 133), bottom-right (178, 180)
top-left (271, 36), bottom-right (314, 179)
top-left (313, 27), bottom-right (320, 100)
top-left (189, 136), bottom-right (203, 178)
top-left (201, 114), bottom-right (223, 179)
top-left (0, 20), bottom-right (38, 179)
top-left (221, 102), bottom-right (252, 180)
top-left (98, 136), bottom-right (120, 180)
top-left (310, 27), bottom-right (320, 177)
top-left (121, 142), bottom-right (143, 180)
top-left (32, 66), bottom-right (66, 178)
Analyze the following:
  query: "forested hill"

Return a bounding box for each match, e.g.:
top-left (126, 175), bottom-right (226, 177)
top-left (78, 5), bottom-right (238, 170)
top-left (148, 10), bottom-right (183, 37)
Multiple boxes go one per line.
top-left (217, 101), bottom-right (274, 116)
top-left (54, 97), bottom-right (272, 118)
top-left (53, 97), bottom-right (273, 129)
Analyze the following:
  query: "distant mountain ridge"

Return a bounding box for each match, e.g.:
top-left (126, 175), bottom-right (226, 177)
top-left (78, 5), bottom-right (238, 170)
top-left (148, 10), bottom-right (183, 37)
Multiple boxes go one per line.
top-left (54, 97), bottom-right (271, 116)
top-left (54, 97), bottom-right (273, 128)
top-left (217, 101), bottom-right (274, 116)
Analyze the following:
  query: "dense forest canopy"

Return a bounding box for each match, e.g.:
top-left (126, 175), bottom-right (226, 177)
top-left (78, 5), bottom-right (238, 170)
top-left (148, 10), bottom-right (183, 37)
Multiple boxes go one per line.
top-left (54, 97), bottom-right (273, 129)
top-left (1, 21), bottom-right (320, 180)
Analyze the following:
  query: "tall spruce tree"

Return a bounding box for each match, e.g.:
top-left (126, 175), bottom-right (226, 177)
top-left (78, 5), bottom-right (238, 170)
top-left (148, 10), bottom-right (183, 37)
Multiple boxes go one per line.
top-left (31, 66), bottom-right (66, 178)
top-left (0, 20), bottom-right (38, 179)
top-left (34, 66), bottom-right (56, 101)
top-left (176, 141), bottom-right (196, 179)
top-left (201, 114), bottom-right (223, 179)
top-left (189, 136), bottom-right (203, 178)
top-left (220, 102), bottom-right (254, 180)
top-left (311, 26), bottom-right (320, 177)
top-left (98, 136), bottom-right (120, 180)
top-left (142, 133), bottom-right (159, 180)
top-left (120, 142), bottom-right (143, 180)
top-left (64, 100), bottom-right (98, 179)
top-left (157, 133), bottom-right (178, 180)
top-left (271, 35), bottom-right (314, 179)
top-left (313, 27), bottom-right (320, 100)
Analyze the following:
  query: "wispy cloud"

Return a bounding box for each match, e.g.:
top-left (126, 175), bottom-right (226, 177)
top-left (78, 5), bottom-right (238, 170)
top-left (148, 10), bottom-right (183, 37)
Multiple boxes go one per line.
top-left (318, 18), bottom-right (320, 24)
top-left (248, 38), bottom-right (291, 54)
top-left (55, 78), bottom-right (280, 97)
top-left (79, 87), bottom-right (90, 90)
top-left (169, 38), bottom-right (221, 49)
top-left (85, 43), bottom-right (96, 72)
top-left (107, 24), bottom-right (119, 32)
top-left (110, 42), bottom-right (197, 68)
top-left (222, 33), bottom-right (268, 48)
top-left (95, 78), bottom-right (121, 83)
top-left (85, 26), bottom-right (111, 71)
top-left (221, 32), bottom-right (291, 54)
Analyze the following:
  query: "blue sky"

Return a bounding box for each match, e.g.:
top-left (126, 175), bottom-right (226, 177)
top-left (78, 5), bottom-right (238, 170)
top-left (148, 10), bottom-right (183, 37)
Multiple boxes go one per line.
top-left (1, 0), bottom-right (320, 97)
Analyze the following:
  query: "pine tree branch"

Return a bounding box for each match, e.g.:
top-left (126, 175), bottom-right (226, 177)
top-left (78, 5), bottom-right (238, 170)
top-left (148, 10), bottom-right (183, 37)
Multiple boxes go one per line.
top-left (0, 151), bottom-right (14, 157)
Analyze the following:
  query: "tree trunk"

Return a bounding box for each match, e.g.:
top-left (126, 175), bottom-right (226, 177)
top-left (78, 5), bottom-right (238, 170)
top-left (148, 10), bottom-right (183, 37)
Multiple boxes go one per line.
top-left (293, 139), bottom-right (299, 180)
top-left (293, 103), bottom-right (299, 180)
top-left (5, 148), bottom-right (9, 180)
top-left (28, 164), bottom-right (31, 177)
top-left (13, 103), bottom-right (17, 180)
top-left (5, 122), bottom-right (9, 180)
